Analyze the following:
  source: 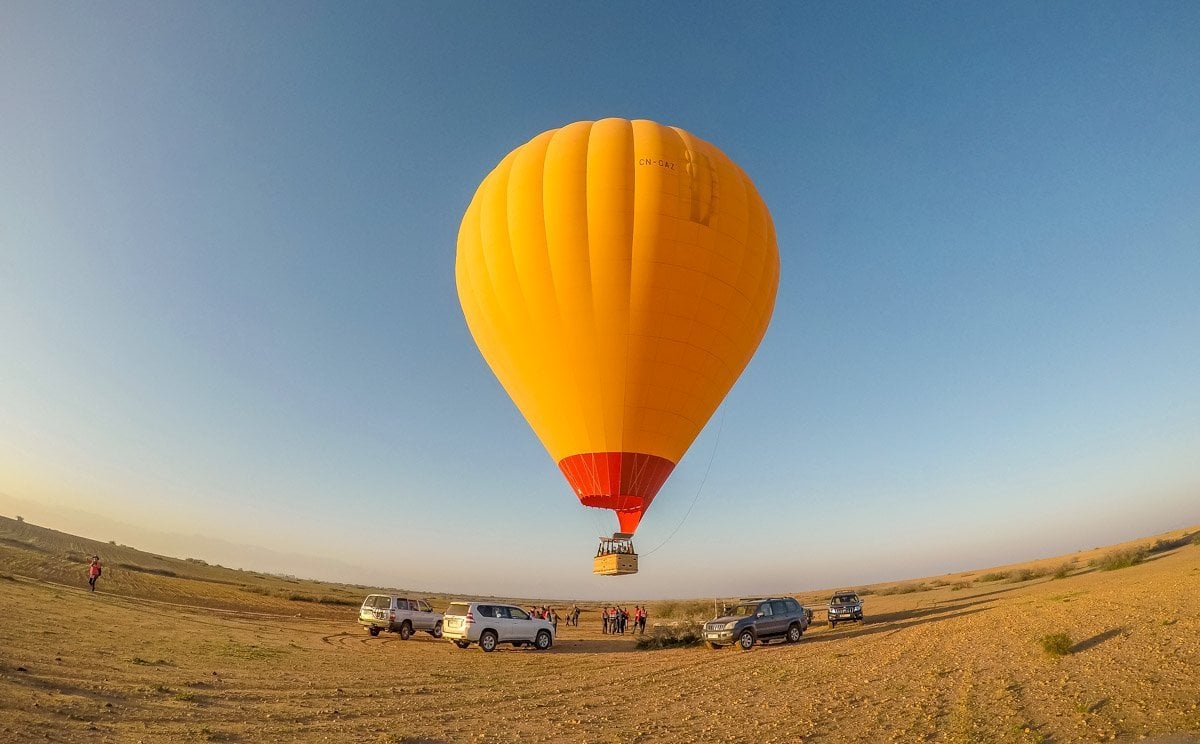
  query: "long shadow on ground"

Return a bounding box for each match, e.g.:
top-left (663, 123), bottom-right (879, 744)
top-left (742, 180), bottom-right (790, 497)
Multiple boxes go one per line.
top-left (798, 606), bottom-right (993, 646)
top-left (1070, 627), bottom-right (1125, 654)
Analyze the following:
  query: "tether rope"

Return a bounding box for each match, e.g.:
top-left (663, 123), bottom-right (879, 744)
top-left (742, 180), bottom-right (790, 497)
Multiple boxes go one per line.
top-left (639, 402), bottom-right (727, 557)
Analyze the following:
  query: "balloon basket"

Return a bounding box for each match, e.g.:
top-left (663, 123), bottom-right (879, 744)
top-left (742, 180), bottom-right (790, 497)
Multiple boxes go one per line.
top-left (594, 534), bottom-right (638, 576)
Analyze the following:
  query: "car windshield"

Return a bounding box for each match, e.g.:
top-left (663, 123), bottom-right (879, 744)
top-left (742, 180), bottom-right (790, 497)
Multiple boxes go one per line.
top-left (730, 604), bottom-right (759, 616)
top-left (832, 595), bottom-right (857, 605)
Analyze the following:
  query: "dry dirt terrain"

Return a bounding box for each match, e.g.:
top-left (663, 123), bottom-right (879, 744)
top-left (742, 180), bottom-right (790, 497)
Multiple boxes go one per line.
top-left (1, 519), bottom-right (1198, 743)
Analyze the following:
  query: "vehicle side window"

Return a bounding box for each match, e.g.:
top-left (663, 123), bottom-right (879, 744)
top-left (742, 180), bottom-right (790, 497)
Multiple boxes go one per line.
top-left (417, 600), bottom-right (431, 612)
top-left (759, 603), bottom-right (773, 616)
top-left (785, 599), bottom-right (800, 613)
top-left (476, 605), bottom-right (495, 618)
top-left (506, 607), bottom-right (530, 621)
top-left (771, 600), bottom-right (789, 615)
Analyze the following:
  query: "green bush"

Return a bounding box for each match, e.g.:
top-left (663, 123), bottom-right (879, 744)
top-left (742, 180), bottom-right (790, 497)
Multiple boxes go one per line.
top-left (1009, 567), bottom-right (1047, 582)
top-left (636, 625), bottom-right (703, 650)
top-left (1091, 547), bottom-right (1148, 571)
top-left (1148, 534), bottom-right (1195, 553)
top-left (1038, 632), bottom-right (1073, 657)
top-left (878, 582), bottom-right (928, 595)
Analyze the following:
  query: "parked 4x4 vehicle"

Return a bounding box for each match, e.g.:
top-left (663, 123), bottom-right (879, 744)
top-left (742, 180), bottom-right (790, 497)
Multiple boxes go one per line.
top-left (703, 597), bottom-right (810, 650)
top-left (358, 594), bottom-right (443, 639)
top-left (441, 601), bottom-right (555, 652)
top-left (827, 591), bottom-right (863, 628)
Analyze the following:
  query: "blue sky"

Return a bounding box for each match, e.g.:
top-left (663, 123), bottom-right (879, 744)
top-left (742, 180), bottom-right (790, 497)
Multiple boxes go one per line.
top-left (2, 2), bottom-right (1197, 599)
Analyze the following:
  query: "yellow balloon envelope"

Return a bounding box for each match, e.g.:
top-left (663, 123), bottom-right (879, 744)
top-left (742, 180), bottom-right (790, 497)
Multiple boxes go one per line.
top-left (456, 118), bottom-right (779, 535)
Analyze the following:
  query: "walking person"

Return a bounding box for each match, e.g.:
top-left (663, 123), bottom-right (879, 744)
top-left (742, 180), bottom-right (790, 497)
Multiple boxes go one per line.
top-left (602, 606), bottom-right (610, 634)
top-left (87, 555), bottom-right (102, 592)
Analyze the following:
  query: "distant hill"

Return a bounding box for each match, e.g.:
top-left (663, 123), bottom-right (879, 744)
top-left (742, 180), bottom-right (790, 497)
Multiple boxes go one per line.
top-left (0, 515), bottom-right (378, 618)
top-left (2, 514), bottom-right (1196, 623)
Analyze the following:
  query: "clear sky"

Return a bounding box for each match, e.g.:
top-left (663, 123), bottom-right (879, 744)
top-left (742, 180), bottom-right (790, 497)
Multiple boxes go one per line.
top-left (2, 2), bottom-right (1197, 599)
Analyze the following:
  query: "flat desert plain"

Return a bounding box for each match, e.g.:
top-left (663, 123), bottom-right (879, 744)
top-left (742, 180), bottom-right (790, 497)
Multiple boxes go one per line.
top-left (1, 529), bottom-right (1199, 743)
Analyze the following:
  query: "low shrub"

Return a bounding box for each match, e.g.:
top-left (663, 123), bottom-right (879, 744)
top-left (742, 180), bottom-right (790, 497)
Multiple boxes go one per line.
top-left (976, 572), bottom-right (1008, 583)
top-left (1009, 567), bottom-right (1048, 582)
top-left (878, 582), bottom-right (928, 595)
top-left (1148, 534), bottom-right (1197, 553)
top-left (655, 600), bottom-right (713, 620)
top-left (1052, 562), bottom-right (1073, 580)
top-left (1039, 632), bottom-right (1073, 657)
top-left (1091, 547), bottom-right (1148, 571)
top-left (636, 624), bottom-right (703, 650)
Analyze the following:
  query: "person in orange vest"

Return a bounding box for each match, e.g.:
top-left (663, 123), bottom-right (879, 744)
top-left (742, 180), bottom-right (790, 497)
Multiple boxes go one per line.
top-left (87, 556), bottom-right (103, 592)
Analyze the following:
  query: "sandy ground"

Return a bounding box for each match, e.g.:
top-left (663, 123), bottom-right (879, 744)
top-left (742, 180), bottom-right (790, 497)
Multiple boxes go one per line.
top-left (2, 541), bottom-right (1198, 743)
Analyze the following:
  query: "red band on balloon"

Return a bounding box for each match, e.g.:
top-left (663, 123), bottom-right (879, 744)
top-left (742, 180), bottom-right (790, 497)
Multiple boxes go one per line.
top-left (557, 452), bottom-right (676, 534)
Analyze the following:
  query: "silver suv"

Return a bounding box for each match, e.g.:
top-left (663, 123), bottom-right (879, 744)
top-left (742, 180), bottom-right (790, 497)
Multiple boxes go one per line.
top-left (441, 601), bottom-right (555, 652)
top-left (703, 597), bottom-right (810, 650)
top-left (358, 594), bottom-right (443, 639)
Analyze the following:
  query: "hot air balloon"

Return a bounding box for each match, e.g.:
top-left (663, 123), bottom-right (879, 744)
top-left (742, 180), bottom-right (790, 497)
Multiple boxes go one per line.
top-left (456, 118), bottom-right (779, 574)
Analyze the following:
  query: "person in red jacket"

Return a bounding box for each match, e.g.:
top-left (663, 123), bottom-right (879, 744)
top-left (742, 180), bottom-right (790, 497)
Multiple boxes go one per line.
top-left (87, 556), bottom-right (102, 592)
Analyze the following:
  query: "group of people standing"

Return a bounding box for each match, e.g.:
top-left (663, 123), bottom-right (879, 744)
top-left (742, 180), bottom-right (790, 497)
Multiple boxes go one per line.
top-left (529, 606), bottom-right (560, 630)
top-left (600, 605), bottom-right (648, 634)
top-left (529, 605), bottom-right (586, 630)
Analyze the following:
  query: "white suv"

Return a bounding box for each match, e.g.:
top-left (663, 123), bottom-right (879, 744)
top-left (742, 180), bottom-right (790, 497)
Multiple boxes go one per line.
top-left (358, 594), bottom-right (443, 639)
top-left (442, 601), bottom-right (555, 652)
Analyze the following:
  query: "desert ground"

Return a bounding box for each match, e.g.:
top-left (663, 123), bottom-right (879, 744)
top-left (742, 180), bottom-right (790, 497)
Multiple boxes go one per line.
top-left (1, 518), bottom-right (1198, 743)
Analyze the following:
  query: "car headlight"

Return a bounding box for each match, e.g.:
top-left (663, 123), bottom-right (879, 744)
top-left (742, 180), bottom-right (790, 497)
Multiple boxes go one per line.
top-left (724, 621), bottom-right (738, 630)
top-left (853, 605), bottom-right (861, 612)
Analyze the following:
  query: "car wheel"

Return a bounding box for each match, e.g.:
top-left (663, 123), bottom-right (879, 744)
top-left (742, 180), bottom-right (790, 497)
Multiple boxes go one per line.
top-left (787, 623), bottom-right (802, 643)
top-left (399, 621), bottom-right (413, 641)
top-left (830, 620), bottom-right (837, 629)
top-left (454, 640), bottom-right (470, 649)
top-left (738, 629), bottom-right (755, 650)
top-left (535, 630), bottom-right (552, 650)
top-left (368, 626), bottom-right (380, 637)
top-left (430, 621), bottom-right (443, 639)
top-left (705, 642), bottom-right (721, 650)
top-left (479, 630), bottom-right (498, 652)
